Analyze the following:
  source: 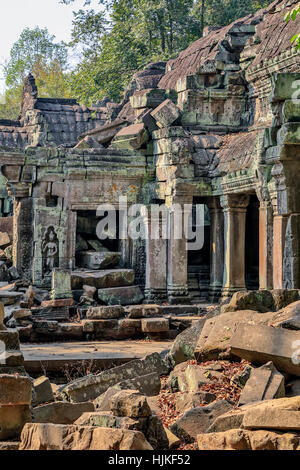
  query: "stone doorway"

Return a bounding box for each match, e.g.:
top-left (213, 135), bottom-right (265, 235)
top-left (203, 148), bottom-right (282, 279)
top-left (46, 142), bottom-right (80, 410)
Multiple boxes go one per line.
top-left (75, 210), bottom-right (120, 270)
top-left (245, 194), bottom-right (259, 290)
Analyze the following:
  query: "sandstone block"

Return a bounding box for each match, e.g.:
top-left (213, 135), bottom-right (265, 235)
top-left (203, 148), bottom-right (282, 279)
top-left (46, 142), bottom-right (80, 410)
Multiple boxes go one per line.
top-left (150, 99), bottom-right (181, 128)
top-left (98, 286), bottom-right (144, 306)
top-left (110, 390), bottom-right (152, 418)
top-left (0, 374), bottom-right (32, 405)
top-left (0, 404), bottom-right (31, 439)
top-left (141, 318), bottom-right (169, 333)
top-left (33, 376), bottom-right (54, 406)
top-left (86, 305), bottom-right (124, 319)
top-left (19, 423), bottom-right (153, 450)
top-left (33, 401), bottom-right (94, 425)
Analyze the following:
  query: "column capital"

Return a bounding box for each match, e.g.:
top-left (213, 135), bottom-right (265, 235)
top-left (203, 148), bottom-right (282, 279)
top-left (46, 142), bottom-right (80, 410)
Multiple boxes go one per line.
top-left (6, 182), bottom-right (31, 199)
top-left (220, 194), bottom-right (250, 211)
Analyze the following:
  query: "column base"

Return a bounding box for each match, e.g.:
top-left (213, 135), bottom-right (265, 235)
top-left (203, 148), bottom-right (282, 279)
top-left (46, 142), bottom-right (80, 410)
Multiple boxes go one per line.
top-left (221, 286), bottom-right (247, 299)
top-left (144, 288), bottom-right (168, 304)
top-left (167, 285), bottom-right (190, 305)
top-left (208, 285), bottom-right (223, 303)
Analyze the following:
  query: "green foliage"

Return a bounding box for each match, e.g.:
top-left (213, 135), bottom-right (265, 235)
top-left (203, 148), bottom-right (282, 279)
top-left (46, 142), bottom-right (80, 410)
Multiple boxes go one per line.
top-left (285, 2), bottom-right (300, 50)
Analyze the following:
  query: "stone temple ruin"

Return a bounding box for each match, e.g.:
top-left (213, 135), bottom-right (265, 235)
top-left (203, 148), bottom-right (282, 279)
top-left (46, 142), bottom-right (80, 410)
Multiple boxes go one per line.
top-left (0, 0), bottom-right (300, 451)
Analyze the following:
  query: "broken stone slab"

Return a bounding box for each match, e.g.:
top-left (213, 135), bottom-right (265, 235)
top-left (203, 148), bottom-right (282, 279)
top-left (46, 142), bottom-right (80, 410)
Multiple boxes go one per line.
top-left (230, 324), bottom-right (300, 376)
top-left (195, 310), bottom-right (276, 362)
top-left (98, 286), bottom-right (144, 306)
top-left (74, 135), bottom-right (104, 149)
top-left (166, 308), bottom-right (219, 368)
top-left (0, 374), bottom-right (32, 405)
top-left (170, 400), bottom-right (233, 441)
top-left (58, 353), bottom-right (168, 403)
top-left (51, 269), bottom-right (72, 300)
top-left (111, 123), bottom-right (149, 150)
top-left (0, 291), bottom-right (23, 306)
top-left (77, 251), bottom-right (121, 270)
top-left (141, 318), bottom-right (169, 333)
top-left (33, 376), bottom-right (54, 406)
top-left (75, 411), bottom-right (168, 450)
top-left (13, 308), bottom-right (32, 320)
top-left (207, 395), bottom-right (300, 434)
top-left (19, 423), bottom-right (153, 450)
top-left (185, 364), bottom-right (223, 392)
top-left (125, 305), bottom-right (162, 318)
top-left (238, 362), bottom-right (285, 406)
top-left (150, 99), bottom-right (181, 128)
top-left (197, 429), bottom-right (300, 451)
top-left (71, 269), bottom-right (135, 289)
top-left (271, 300), bottom-right (300, 330)
top-left (83, 119), bottom-right (129, 144)
top-left (87, 239), bottom-right (109, 252)
top-left (33, 401), bottom-right (94, 425)
top-left (130, 89), bottom-right (166, 109)
top-left (222, 289), bottom-right (299, 314)
top-left (110, 390), bottom-right (152, 418)
top-left (86, 305), bottom-right (124, 320)
top-left (94, 373), bottom-right (161, 410)
top-left (30, 306), bottom-right (70, 322)
top-left (243, 407), bottom-right (300, 432)
top-left (79, 285), bottom-right (97, 306)
top-left (175, 391), bottom-right (217, 413)
top-left (164, 427), bottom-right (180, 449)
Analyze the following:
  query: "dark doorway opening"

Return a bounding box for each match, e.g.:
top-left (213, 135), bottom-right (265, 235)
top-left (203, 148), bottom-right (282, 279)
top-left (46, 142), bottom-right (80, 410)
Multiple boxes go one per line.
top-left (245, 194), bottom-right (259, 290)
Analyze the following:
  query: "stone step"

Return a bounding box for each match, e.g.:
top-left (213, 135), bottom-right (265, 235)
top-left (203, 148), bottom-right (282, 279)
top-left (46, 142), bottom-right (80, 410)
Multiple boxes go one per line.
top-left (71, 269), bottom-right (135, 289)
top-left (97, 286), bottom-right (144, 306)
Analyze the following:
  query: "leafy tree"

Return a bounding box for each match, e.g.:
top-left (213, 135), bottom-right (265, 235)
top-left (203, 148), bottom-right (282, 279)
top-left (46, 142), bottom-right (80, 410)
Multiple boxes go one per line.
top-left (0, 27), bottom-right (71, 120)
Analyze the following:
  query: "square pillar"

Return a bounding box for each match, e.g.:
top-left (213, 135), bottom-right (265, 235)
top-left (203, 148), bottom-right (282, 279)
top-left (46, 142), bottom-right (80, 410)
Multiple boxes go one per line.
top-left (221, 194), bottom-right (250, 298)
top-left (273, 214), bottom-right (288, 289)
top-left (259, 202), bottom-right (273, 290)
top-left (145, 211), bottom-right (167, 303)
top-left (208, 198), bottom-right (224, 302)
top-left (167, 199), bottom-right (191, 304)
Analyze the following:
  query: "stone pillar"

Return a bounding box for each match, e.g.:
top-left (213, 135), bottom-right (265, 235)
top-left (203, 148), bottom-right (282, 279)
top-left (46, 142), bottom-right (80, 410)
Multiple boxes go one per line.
top-left (145, 210), bottom-right (167, 303)
top-left (51, 268), bottom-right (72, 300)
top-left (259, 202), bottom-right (273, 290)
top-left (167, 198), bottom-right (191, 304)
top-left (208, 198), bottom-right (224, 302)
top-left (221, 194), bottom-right (250, 298)
top-left (7, 183), bottom-right (33, 281)
top-left (272, 213), bottom-right (288, 289)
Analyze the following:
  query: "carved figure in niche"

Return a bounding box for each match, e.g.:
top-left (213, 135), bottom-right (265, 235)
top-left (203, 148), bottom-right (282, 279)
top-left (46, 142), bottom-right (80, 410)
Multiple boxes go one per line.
top-left (42, 226), bottom-right (59, 275)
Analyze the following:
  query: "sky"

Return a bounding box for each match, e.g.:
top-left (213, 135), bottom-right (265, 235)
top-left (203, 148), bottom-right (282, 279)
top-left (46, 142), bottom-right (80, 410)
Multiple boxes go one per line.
top-left (0, 0), bottom-right (101, 92)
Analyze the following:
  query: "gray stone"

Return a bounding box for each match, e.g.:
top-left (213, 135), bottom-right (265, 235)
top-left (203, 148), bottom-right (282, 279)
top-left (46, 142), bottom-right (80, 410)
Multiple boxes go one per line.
top-left (98, 286), bottom-right (144, 306)
top-left (33, 401), bottom-right (94, 425)
top-left (33, 376), bottom-right (54, 406)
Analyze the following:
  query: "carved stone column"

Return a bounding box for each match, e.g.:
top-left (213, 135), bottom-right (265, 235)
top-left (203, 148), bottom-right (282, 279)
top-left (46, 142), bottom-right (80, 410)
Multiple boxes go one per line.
top-left (221, 194), bottom-right (250, 297)
top-left (208, 197), bottom-right (224, 302)
top-left (7, 183), bottom-right (33, 281)
top-left (167, 197), bottom-right (191, 304)
top-left (273, 212), bottom-right (289, 289)
top-left (145, 209), bottom-right (168, 303)
top-left (259, 201), bottom-right (273, 290)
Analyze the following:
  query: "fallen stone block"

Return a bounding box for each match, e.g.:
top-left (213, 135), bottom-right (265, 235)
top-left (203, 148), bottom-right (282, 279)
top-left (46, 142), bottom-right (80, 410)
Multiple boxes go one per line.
top-left (195, 310), bottom-right (275, 362)
top-left (185, 364), bottom-right (223, 392)
top-left (13, 308), bottom-right (32, 320)
top-left (170, 400), bottom-right (233, 441)
top-left (33, 401), bottom-right (94, 425)
top-left (165, 427), bottom-right (180, 449)
top-left (98, 286), bottom-right (144, 306)
top-left (86, 305), bottom-right (124, 320)
top-left (71, 269), bottom-right (135, 289)
top-left (141, 318), bottom-right (169, 333)
top-left (175, 391), bottom-right (216, 413)
top-left (111, 123), bottom-right (149, 150)
top-left (83, 119), bottom-right (129, 144)
top-left (126, 305), bottom-right (161, 318)
top-left (197, 429), bottom-right (300, 450)
top-left (94, 373), bottom-right (161, 410)
top-left (19, 423), bottom-right (153, 450)
top-left (150, 99), bottom-right (181, 128)
top-left (230, 324), bottom-right (300, 376)
top-left (33, 376), bottom-right (54, 406)
top-left (110, 390), bottom-right (152, 418)
top-left (77, 251), bottom-right (121, 270)
top-left (243, 407), bottom-right (300, 432)
top-left (130, 89), bottom-right (166, 109)
top-left (271, 300), bottom-right (300, 330)
top-left (0, 374), bottom-right (32, 405)
top-left (59, 353), bottom-right (168, 403)
top-left (238, 362), bottom-right (285, 406)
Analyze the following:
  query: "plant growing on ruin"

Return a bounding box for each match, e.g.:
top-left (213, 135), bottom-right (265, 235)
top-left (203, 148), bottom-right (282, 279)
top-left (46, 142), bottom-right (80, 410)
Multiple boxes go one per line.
top-left (285, 2), bottom-right (300, 50)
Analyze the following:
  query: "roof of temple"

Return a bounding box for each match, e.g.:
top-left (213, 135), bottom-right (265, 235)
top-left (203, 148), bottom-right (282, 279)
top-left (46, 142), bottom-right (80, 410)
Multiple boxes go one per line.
top-left (158, 0), bottom-right (299, 91)
top-left (216, 130), bottom-right (262, 174)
